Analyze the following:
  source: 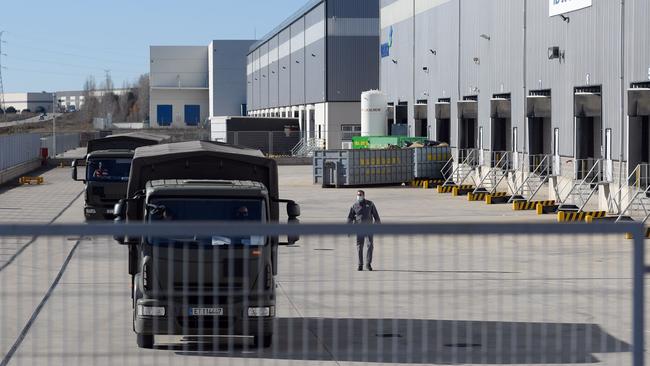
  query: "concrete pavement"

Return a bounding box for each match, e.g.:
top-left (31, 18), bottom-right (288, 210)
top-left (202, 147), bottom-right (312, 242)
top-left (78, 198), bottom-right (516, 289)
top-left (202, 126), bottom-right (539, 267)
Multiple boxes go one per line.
top-left (0, 165), bottom-right (644, 365)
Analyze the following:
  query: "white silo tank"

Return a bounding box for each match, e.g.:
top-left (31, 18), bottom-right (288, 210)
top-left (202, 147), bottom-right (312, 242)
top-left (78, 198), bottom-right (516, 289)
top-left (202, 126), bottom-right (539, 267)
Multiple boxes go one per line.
top-left (361, 90), bottom-right (388, 136)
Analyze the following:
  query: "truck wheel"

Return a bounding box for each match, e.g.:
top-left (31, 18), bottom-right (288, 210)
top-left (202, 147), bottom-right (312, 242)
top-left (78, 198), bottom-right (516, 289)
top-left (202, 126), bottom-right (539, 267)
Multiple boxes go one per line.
top-left (253, 333), bottom-right (273, 348)
top-left (137, 334), bottom-right (154, 349)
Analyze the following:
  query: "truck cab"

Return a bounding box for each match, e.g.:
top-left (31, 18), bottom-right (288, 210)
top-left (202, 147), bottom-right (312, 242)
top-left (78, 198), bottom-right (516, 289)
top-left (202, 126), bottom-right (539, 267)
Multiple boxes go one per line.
top-left (114, 141), bottom-right (300, 349)
top-left (71, 133), bottom-right (168, 220)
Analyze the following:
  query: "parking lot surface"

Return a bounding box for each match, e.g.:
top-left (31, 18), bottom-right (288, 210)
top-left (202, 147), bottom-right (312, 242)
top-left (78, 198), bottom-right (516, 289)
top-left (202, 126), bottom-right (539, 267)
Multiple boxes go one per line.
top-left (0, 165), bottom-right (643, 365)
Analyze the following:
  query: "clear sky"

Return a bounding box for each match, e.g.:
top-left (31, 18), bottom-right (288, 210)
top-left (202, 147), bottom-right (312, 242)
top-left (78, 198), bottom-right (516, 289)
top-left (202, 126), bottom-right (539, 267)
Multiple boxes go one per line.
top-left (1, 0), bottom-right (308, 93)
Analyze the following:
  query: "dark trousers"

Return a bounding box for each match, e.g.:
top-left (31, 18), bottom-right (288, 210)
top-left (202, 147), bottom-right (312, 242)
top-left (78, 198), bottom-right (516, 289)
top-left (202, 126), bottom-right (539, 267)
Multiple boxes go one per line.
top-left (356, 235), bottom-right (374, 266)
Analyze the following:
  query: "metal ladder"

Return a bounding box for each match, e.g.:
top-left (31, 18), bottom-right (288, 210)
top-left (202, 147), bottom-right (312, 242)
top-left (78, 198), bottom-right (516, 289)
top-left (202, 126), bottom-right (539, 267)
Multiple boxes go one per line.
top-left (558, 159), bottom-right (607, 212)
top-left (508, 154), bottom-right (552, 203)
top-left (616, 185), bottom-right (650, 224)
top-left (473, 151), bottom-right (514, 195)
top-left (442, 149), bottom-right (479, 187)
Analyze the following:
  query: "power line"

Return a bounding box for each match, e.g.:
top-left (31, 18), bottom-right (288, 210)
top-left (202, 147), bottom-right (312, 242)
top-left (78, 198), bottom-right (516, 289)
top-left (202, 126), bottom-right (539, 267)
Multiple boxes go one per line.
top-left (4, 31), bottom-right (142, 59)
top-left (4, 66), bottom-right (142, 78)
top-left (4, 54), bottom-right (142, 74)
top-left (5, 41), bottom-right (144, 67)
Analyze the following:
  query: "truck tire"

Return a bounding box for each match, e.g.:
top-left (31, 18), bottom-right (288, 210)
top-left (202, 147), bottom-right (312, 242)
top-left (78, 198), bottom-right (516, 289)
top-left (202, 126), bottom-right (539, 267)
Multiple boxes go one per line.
top-left (253, 333), bottom-right (273, 348)
top-left (137, 334), bottom-right (154, 349)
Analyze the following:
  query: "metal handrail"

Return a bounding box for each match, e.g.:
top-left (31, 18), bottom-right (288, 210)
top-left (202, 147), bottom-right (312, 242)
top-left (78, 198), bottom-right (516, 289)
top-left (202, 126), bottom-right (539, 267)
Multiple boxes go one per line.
top-left (509, 154), bottom-right (552, 202)
top-left (440, 156), bottom-right (454, 181)
top-left (560, 159), bottom-right (603, 210)
top-left (473, 152), bottom-right (511, 194)
top-left (291, 138), bottom-right (305, 156)
top-left (442, 148), bottom-right (478, 186)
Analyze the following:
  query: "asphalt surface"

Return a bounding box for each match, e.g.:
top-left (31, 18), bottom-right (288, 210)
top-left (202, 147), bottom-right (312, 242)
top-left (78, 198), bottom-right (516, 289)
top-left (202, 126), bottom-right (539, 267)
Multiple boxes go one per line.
top-left (0, 165), bottom-right (643, 365)
top-left (0, 113), bottom-right (62, 129)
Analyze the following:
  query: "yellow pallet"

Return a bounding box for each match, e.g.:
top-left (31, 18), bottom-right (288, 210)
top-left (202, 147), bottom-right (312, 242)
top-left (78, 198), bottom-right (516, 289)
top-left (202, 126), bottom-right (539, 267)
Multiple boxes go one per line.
top-left (557, 210), bottom-right (607, 223)
top-left (19, 176), bottom-right (44, 185)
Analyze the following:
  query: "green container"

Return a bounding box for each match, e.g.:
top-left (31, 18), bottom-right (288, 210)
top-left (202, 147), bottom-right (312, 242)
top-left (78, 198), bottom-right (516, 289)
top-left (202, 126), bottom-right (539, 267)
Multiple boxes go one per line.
top-left (352, 136), bottom-right (427, 149)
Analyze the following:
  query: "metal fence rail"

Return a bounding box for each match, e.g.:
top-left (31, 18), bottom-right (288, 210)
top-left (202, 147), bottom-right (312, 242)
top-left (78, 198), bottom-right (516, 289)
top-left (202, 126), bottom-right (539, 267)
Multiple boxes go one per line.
top-left (0, 223), bottom-right (646, 365)
top-left (0, 133), bottom-right (40, 171)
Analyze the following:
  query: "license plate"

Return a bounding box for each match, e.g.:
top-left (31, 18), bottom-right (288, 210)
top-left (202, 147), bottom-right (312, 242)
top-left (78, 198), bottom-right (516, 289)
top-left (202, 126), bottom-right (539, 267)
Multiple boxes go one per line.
top-left (190, 307), bottom-right (223, 316)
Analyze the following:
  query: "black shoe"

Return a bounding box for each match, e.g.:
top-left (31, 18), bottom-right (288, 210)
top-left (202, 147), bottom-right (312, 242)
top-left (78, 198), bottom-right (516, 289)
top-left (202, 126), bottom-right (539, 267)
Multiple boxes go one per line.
top-left (366, 265), bottom-right (373, 271)
top-left (358, 265), bottom-right (363, 271)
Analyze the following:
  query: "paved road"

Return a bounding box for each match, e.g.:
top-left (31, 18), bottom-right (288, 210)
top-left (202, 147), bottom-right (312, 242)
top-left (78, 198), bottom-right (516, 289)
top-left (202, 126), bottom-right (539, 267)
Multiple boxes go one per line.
top-left (0, 113), bottom-right (62, 129)
top-left (0, 165), bottom-right (643, 365)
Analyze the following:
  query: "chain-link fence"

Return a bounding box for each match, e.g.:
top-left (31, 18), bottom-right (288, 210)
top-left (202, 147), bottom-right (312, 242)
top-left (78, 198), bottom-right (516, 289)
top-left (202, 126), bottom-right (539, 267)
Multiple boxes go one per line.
top-left (0, 223), bottom-right (646, 365)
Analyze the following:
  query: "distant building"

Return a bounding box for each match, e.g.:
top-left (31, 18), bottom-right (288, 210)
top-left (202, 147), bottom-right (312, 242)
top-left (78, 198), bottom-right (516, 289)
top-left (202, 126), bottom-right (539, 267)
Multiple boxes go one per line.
top-left (149, 40), bottom-right (254, 128)
top-left (3, 92), bottom-right (54, 113)
top-left (55, 89), bottom-right (132, 111)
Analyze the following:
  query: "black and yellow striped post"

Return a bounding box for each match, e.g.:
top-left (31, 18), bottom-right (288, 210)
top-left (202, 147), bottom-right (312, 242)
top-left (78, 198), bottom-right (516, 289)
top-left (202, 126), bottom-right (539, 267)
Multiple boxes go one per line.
top-left (485, 192), bottom-right (510, 205)
top-left (437, 185), bottom-right (455, 194)
top-left (557, 210), bottom-right (607, 222)
top-left (452, 185), bottom-right (474, 197)
top-left (513, 200), bottom-right (555, 211)
top-left (468, 192), bottom-right (487, 201)
top-left (625, 228), bottom-right (650, 240)
top-left (537, 203), bottom-right (559, 215)
top-left (584, 212), bottom-right (611, 223)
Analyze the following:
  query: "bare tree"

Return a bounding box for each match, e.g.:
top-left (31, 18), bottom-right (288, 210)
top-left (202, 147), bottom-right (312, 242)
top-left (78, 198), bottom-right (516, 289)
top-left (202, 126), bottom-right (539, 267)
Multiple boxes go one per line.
top-left (81, 76), bottom-right (99, 123)
top-left (136, 74), bottom-right (150, 122)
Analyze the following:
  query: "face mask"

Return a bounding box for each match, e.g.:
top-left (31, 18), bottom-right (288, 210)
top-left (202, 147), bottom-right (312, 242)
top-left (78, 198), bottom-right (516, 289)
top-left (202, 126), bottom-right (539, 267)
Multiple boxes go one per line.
top-left (357, 196), bottom-right (364, 203)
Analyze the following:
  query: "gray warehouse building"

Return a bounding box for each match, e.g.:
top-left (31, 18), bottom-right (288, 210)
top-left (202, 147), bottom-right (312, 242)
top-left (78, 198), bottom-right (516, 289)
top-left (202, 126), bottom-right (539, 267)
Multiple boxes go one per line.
top-left (246, 0), bottom-right (380, 150)
top-left (381, 0), bottom-right (650, 210)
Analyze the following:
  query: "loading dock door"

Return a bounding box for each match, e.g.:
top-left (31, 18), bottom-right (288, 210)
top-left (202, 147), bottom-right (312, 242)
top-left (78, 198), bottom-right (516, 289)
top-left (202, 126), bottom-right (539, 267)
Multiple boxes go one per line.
top-left (435, 102), bottom-right (451, 144)
top-left (628, 88), bottom-right (650, 184)
top-left (414, 104), bottom-right (428, 137)
top-left (527, 95), bottom-right (552, 156)
top-left (157, 105), bottom-right (173, 126)
top-left (184, 105), bottom-right (200, 126)
top-left (458, 100), bottom-right (478, 161)
top-left (490, 98), bottom-right (512, 153)
top-left (574, 91), bottom-right (603, 179)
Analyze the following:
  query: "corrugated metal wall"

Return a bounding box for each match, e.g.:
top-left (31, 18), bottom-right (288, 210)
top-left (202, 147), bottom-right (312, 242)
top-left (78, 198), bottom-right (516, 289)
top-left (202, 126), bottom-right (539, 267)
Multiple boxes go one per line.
top-left (381, 0), bottom-right (640, 160)
top-left (247, 0), bottom-right (379, 112)
top-left (0, 134), bottom-right (41, 171)
top-left (40, 133), bottom-right (81, 158)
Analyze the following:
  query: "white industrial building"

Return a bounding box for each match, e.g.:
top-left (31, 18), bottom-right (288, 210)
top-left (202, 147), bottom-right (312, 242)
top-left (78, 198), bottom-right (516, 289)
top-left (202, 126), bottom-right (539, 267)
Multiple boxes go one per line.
top-left (149, 40), bottom-right (254, 128)
top-left (55, 89), bottom-right (131, 111)
top-left (2, 92), bottom-right (54, 113)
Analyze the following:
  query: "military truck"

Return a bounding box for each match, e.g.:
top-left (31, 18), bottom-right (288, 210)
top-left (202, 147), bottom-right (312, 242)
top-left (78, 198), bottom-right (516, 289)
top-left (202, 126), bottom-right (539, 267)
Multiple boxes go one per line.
top-left (71, 133), bottom-right (168, 220)
top-left (113, 141), bottom-right (301, 349)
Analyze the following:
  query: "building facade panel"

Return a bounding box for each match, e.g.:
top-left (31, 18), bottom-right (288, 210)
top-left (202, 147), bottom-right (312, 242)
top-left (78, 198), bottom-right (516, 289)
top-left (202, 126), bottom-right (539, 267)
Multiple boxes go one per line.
top-left (260, 42), bottom-right (270, 110)
top-left (278, 28), bottom-right (292, 107)
top-left (304, 3), bottom-right (327, 104)
top-left (290, 18), bottom-right (306, 106)
top-left (268, 36), bottom-right (280, 109)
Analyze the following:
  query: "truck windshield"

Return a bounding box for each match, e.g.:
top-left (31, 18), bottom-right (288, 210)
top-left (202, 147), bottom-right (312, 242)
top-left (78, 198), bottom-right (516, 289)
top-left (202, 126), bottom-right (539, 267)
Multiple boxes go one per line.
top-left (86, 158), bottom-right (131, 182)
top-left (147, 198), bottom-right (267, 247)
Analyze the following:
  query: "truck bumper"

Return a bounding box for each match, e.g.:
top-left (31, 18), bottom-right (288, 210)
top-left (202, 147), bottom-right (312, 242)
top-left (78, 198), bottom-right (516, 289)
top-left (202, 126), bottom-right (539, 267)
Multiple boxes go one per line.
top-left (135, 298), bottom-right (275, 336)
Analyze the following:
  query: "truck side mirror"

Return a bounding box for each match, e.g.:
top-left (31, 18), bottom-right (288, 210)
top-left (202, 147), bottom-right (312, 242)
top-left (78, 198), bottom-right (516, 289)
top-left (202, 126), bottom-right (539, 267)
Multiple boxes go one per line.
top-left (287, 217), bottom-right (300, 244)
top-left (113, 199), bottom-right (127, 244)
top-left (287, 201), bottom-right (301, 218)
top-left (71, 159), bottom-right (85, 182)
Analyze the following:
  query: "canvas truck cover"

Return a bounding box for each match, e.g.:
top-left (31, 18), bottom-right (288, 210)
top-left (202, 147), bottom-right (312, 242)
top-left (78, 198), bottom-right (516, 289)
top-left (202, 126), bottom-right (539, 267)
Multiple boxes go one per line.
top-left (127, 141), bottom-right (280, 220)
top-left (86, 132), bottom-right (170, 153)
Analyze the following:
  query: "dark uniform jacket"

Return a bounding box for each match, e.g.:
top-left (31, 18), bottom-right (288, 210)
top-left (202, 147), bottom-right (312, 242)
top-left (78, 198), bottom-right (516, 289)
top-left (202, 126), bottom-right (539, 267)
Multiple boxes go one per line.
top-left (347, 199), bottom-right (381, 224)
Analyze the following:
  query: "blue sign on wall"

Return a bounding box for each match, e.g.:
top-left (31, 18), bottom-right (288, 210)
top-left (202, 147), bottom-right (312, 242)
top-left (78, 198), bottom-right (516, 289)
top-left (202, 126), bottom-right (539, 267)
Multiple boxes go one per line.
top-left (380, 26), bottom-right (394, 58)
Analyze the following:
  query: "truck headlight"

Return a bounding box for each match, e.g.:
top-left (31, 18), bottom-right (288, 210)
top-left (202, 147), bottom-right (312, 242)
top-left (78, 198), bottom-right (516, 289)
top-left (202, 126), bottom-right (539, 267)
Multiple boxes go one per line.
top-left (248, 306), bottom-right (275, 317)
top-left (137, 305), bottom-right (165, 317)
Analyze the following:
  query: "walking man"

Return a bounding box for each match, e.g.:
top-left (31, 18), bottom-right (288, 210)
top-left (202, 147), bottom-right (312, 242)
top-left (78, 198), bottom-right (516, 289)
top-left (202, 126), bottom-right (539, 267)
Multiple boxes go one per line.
top-left (347, 190), bottom-right (381, 271)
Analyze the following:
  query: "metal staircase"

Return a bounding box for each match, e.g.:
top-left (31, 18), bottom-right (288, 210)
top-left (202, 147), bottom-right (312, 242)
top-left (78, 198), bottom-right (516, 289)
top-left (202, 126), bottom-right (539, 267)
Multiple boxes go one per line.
top-left (442, 149), bottom-right (479, 187)
top-left (558, 159), bottom-right (609, 212)
top-left (508, 154), bottom-right (553, 203)
top-left (291, 138), bottom-right (325, 157)
top-left (609, 164), bottom-right (650, 224)
top-left (473, 151), bottom-right (514, 194)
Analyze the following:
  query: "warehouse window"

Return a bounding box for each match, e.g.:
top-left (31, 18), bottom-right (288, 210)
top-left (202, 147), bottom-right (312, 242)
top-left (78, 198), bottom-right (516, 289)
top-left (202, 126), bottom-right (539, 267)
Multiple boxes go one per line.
top-left (341, 124), bottom-right (361, 141)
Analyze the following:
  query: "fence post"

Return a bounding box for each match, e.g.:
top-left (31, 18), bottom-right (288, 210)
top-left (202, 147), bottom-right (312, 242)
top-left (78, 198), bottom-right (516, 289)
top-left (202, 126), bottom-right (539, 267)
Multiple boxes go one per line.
top-left (268, 132), bottom-right (273, 156)
top-left (633, 225), bottom-right (645, 366)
